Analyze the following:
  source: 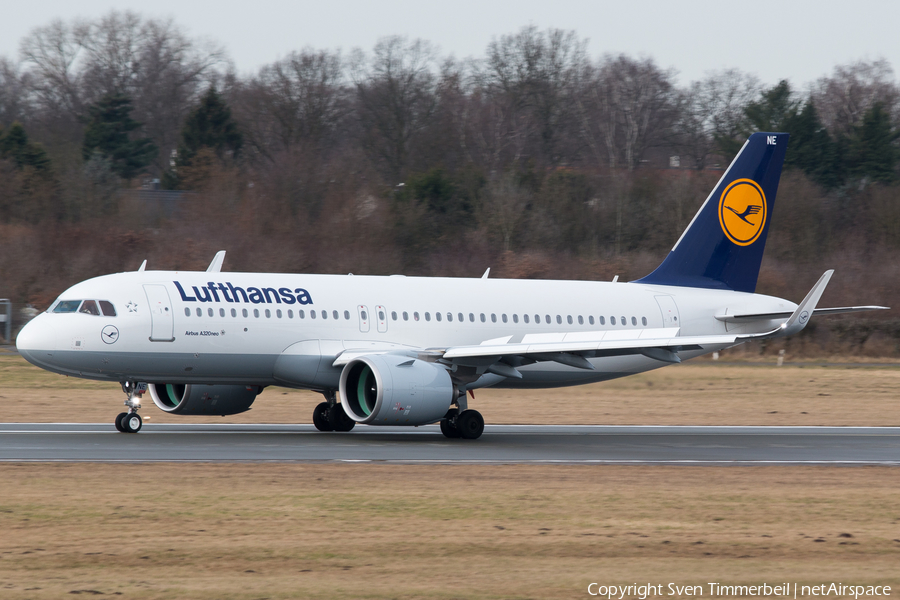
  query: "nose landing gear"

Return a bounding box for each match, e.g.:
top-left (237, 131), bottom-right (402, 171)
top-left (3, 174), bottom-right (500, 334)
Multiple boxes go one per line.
top-left (115, 382), bottom-right (144, 433)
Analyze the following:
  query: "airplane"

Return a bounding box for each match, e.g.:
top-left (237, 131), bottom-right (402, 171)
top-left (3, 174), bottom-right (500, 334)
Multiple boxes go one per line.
top-left (15, 132), bottom-right (888, 439)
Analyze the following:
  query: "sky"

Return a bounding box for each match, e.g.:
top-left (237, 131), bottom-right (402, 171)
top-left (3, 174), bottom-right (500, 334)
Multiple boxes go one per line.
top-left (4, 0), bottom-right (900, 87)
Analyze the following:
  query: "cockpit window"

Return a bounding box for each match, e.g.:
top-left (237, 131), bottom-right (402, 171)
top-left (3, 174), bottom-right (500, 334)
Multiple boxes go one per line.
top-left (99, 301), bottom-right (116, 317)
top-left (53, 300), bottom-right (82, 313)
top-left (79, 300), bottom-right (100, 316)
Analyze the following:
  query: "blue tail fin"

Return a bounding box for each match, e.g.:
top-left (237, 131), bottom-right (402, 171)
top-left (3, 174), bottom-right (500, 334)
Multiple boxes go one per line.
top-left (636, 132), bottom-right (789, 293)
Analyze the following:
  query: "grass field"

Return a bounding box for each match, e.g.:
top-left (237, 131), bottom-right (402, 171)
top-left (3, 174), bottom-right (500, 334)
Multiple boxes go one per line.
top-left (0, 464), bottom-right (899, 599)
top-left (1, 352), bottom-right (899, 598)
top-left (1, 353), bottom-right (898, 426)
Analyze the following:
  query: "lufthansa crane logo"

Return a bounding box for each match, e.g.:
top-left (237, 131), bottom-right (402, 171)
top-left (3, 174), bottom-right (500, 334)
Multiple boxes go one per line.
top-left (718, 178), bottom-right (767, 246)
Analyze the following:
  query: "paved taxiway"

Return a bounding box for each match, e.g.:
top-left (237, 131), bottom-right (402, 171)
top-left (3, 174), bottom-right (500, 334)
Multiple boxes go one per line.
top-left (0, 424), bottom-right (898, 463)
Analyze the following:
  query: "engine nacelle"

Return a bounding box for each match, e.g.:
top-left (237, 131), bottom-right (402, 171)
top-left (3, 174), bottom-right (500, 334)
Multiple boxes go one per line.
top-left (339, 355), bottom-right (454, 426)
top-left (148, 383), bottom-right (260, 416)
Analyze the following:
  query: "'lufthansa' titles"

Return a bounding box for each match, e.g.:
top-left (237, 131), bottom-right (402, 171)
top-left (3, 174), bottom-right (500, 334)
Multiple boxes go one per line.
top-left (174, 281), bottom-right (313, 305)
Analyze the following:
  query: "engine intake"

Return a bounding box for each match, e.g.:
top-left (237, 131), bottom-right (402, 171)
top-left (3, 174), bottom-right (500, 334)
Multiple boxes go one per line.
top-left (339, 355), bottom-right (454, 426)
top-left (148, 384), bottom-right (260, 416)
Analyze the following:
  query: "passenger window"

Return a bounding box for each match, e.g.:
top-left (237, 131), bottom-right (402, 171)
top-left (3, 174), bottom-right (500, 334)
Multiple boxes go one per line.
top-left (99, 301), bottom-right (116, 317)
top-left (403, 311), bottom-right (409, 321)
top-left (534, 315), bottom-right (540, 324)
top-left (196, 308), bottom-right (202, 317)
top-left (610, 316), bottom-right (616, 325)
top-left (322, 310), bottom-right (327, 319)
top-left (642, 316), bottom-right (647, 326)
top-left (359, 310), bottom-right (366, 320)
top-left (332, 310), bottom-right (338, 320)
top-left (344, 310), bottom-right (350, 320)
top-left (436, 312), bottom-right (442, 322)
top-left (425, 312), bottom-right (431, 322)
top-left (512, 314), bottom-right (518, 323)
top-left (391, 311), bottom-right (397, 321)
top-left (502, 314), bottom-right (508, 323)
top-left (277, 309), bottom-right (283, 318)
top-left (599, 316), bottom-right (605, 325)
top-left (446, 313), bottom-right (452, 322)
top-left (254, 309), bottom-right (260, 318)
top-left (469, 313), bottom-right (474, 322)
top-left (232, 308), bottom-right (237, 317)
top-left (621, 316), bottom-right (626, 326)
top-left (208, 308), bottom-right (214, 317)
top-left (458, 313), bottom-right (464, 322)
top-left (219, 308), bottom-right (225, 317)
top-left (287, 309), bottom-right (293, 318)
top-left (567, 315), bottom-right (573, 325)
top-left (524, 314), bottom-right (530, 324)
top-left (53, 300), bottom-right (82, 313)
top-left (265, 309), bottom-right (271, 318)
top-left (480, 313), bottom-right (486, 323)
top-left (589, 316), bottom-right (594, 325)
top-left (556, 315), bottom-right (562, 324)
top-left (631, 316), bottom-right (637, 326)
top-left (243, 308), bottom-right (249, 318)
top-left (299, 310), bottom-right (305, 318)
top-left (491, 314), bottom-right (497, 323)
top-left (79, 300), bottom-right (100, 316)
top-left (184, 308), bottom-right (191, 317)
top-left (414, 312), bottom-right (420, 321)
top-left (578, 316), bottom-right (584, 325)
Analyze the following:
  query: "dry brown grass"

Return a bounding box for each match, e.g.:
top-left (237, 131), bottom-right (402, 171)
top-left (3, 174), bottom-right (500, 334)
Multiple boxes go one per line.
top-left (1, 353), bottom-right (899, 426)
top-left (0, 464), bottom-right (898, 599)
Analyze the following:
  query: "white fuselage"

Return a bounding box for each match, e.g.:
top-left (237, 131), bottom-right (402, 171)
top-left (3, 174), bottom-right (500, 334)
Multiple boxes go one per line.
top-left (16, 271), bottom-right (795, 391)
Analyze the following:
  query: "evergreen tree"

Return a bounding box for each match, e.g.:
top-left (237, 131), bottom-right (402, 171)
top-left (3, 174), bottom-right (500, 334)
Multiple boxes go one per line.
top-left (0, 122), bottom-right (51, 172)
top-left (717, 80), bottom-right (799, 159)
top-left (82, 94), bottom-right (157, 180)
top-left (847, 102), bottom-right (898, 184)
top-left (783, 101), bottom-right (843, 189)
top-left (165, 86), bottom-right (242, 189)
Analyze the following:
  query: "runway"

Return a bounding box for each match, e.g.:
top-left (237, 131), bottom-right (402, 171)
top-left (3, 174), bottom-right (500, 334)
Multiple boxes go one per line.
top-left (1, 423), bottom-right (899, 464)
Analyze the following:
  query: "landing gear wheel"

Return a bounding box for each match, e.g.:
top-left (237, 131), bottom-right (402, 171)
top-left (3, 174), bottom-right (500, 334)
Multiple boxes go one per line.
top-left (456, 410), bottom-right (484, 440)
top-left (313, 402), bottom-right (334, 432)
top-left (114, 412), bottom-right (128, 433)
top-left (440, 408), bottom-right (461, 439)
top-left (328, 404), bottom-right (356, 432)
top-left (121, 412), bottom-right (142, 433)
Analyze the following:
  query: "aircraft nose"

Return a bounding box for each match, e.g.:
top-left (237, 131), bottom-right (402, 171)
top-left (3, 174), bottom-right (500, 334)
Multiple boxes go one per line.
top-left (16, 314), bottom-right (56, 362)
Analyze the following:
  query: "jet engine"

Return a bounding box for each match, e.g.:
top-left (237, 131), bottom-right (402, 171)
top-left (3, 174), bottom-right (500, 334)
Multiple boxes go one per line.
top-left (339, 355), bottom-right (454, 426)
top-left (148, 384), bottom-right (261, 416)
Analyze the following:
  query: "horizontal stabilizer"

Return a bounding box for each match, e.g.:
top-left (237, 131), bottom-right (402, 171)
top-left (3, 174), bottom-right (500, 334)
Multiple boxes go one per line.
top-left (716, 305), bottom-right (889, 322)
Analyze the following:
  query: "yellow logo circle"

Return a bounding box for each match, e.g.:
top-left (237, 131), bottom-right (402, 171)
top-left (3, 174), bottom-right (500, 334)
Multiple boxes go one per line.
top-left (718, 178), bottom-right (767, 246)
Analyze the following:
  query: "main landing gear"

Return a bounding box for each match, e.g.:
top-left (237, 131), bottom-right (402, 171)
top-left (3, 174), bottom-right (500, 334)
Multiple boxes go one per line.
top-left (313, 391), bottom-right (355, 432)
top-left (115, 382), bottom-right (143, 433)
top-left (440, 408), bottom-right (484, 440)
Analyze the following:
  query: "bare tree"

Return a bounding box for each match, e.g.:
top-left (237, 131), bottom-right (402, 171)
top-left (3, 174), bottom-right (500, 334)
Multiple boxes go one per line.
top-left (476, 26), bottom-right (588, 169)
top-left (19, 19), bottom-right (85, 119)
top-left (812, 59), bottom-right (900, 138)
top-left (351, 36), bottom-right (438, 183)
top-left (0, 58), bottom-right (30, 127)
top-left (672, 69), bottom-right (761, 169)
top-left (243, 49), bottom-right (347, 158)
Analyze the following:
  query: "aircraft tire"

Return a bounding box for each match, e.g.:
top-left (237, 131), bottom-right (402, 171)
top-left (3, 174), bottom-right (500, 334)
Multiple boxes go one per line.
top-left (313, 402), bottom-right (334, 432)
top-left (440, 409), bottom-right (461, 438)
top-left (457, 410), bottom-right (484, 440)
top-left (328, 404), bottom-right (356, 432)
top-left (115, 412), bottom-right (128, 433)
top-left (122, 413), bottom-right (142, 433)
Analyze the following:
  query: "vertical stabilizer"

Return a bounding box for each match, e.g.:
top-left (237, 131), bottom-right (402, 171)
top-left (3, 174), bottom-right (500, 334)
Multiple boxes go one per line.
top-left (636, 132), bottom-right (789, 293)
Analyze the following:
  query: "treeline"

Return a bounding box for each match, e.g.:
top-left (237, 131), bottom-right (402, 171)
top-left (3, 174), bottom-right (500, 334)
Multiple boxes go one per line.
top-left (1, 11), bottom-right (899, 354)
